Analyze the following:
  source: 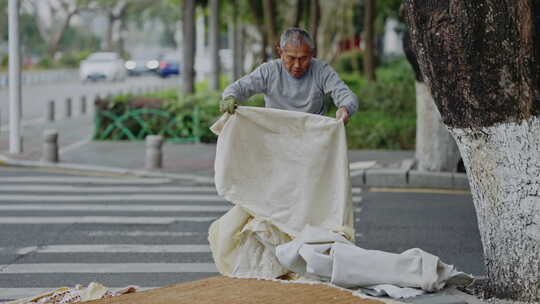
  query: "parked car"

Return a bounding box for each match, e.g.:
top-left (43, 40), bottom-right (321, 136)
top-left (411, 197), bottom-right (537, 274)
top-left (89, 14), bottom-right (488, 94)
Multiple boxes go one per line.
top-left (125, 58), bottom-right (158, 76)
top-left (79, 52), bottom-right (127, 82)
top-left (157, 55), bottom-right (180, 78)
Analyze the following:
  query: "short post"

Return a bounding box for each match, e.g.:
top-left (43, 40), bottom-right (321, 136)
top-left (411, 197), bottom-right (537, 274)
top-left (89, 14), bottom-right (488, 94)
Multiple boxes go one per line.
top-left (65, 97), bottom-right (72, 118)
top-left (145, 135), bottom-right (163, 169)
top-left (42, 129), bottom-right (58, 163)
top-left (80, 95), bottom-right (87, 115)
top-left (45, 100), bottom-right (55, 122)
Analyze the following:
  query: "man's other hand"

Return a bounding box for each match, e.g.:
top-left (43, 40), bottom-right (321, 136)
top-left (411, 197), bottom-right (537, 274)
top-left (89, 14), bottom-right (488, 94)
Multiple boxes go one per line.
top-left (220, 97), bottom-right (237, 114)
top-left (336, 107), bottom-right (350, 125)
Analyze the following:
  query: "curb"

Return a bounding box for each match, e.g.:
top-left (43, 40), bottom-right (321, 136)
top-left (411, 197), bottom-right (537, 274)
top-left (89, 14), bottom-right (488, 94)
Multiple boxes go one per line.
top-left (1, 154), bottom-right (469, 190)
top-left (0, 154), bottom-right (215, 185)
top-left (351, 168), bottom-right (469, 190)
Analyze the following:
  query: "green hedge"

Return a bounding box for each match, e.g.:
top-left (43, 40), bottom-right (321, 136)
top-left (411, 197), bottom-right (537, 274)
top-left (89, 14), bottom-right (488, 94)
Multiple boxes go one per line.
top-left (96, 58), bottom-right (416, 149)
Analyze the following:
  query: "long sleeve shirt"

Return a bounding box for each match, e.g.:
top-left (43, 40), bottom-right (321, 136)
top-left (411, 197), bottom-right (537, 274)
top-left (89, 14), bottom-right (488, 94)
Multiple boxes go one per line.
top-left (222, 58), bottom-right (359, 116)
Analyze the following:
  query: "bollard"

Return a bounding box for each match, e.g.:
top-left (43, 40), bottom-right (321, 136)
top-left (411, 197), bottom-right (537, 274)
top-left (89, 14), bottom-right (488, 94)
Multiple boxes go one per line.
top-left (65, 97), bottom-right (72, 118)
top-left (45, 100), bottom-right (55, 122)
top-left (42, 129), bottom-right (58, 163)
top-left (145, 135), bottom-right (163, 169)
top-left (80, 96), bottom-right (87, 115)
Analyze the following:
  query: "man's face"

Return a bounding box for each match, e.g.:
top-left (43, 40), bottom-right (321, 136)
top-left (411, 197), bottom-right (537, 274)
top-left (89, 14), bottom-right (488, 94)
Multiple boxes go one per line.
top-left (279, 42), bottom-right (313, 78)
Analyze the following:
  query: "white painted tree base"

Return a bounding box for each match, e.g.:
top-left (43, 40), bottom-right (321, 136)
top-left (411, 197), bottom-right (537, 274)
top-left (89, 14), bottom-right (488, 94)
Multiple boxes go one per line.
top-left (415, 82), bottom-right (461, 172)
top-left (450, 116), bottom-right (540, 301)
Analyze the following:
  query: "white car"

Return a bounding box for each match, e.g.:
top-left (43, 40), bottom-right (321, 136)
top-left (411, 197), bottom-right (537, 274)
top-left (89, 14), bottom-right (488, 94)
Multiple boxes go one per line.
top-left (79, 52), bottom-right (127, 82)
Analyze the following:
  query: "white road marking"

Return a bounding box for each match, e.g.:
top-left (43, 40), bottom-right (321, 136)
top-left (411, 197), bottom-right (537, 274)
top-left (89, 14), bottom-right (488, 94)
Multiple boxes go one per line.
top-left (87, 231), bottom-right (207, 237)
top-left (0, 263), bottom-right (218, 273)
top-left (0, 177), bottom-right (172, 184)
top-left (0, 194), bottom-right (224, 202)
top-left (0, 216), bottom-right (216, 224)
top-left (0, 185), bottom-right (218, 193)
top-left (16, 244), bottom-right (211, 255)
top-left (0, 204), bottom-right (230, 212)
top-left (58, 137), bottom-right (91, 155)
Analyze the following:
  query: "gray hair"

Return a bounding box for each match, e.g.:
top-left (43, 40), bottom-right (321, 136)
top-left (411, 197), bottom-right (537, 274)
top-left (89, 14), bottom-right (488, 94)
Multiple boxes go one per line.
top-left (279, 28), bottom-right (315, 51)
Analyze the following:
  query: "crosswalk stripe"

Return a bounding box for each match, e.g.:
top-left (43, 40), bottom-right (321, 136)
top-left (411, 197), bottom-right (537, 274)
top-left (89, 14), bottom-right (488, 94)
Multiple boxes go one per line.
top-left (0, 195), bottom-right (361, 203)
top-left (0, 194), bottom-right (224, 202)
top-left (0, 263), bottom-right (218, 273)
top-left (0, 216), bottom-right (217, 224)
top-left (0, 177), bottom-right (172, 184)
top-left (15, 245), bottom-right (211, 255)
top-left (0, 186), bottom-right (218, 193)
top-left (0, 287), bottom-right (157, 302)
top-left (0, 204), bottom-right (230, 212)
top-left (87, 231), bottom-right (207, 237)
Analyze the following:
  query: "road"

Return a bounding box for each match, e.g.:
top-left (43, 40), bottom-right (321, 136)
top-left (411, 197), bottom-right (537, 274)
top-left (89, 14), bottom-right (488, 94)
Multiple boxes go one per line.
top-left (0, 75), bottom-right (180, 129)
top-left (0, 165), bottom-right (484, 301)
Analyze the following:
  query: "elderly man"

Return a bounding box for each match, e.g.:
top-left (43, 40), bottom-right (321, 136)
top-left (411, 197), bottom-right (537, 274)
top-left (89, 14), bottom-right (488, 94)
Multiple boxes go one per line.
top-left (219, 27), bottom-right (358, 124)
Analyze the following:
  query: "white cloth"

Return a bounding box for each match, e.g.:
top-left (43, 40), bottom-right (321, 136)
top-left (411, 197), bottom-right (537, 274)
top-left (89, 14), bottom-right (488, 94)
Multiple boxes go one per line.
top-left (276, 226), bottom-right (473, 299)
top-left (208, 107), bottom-right (355, 277)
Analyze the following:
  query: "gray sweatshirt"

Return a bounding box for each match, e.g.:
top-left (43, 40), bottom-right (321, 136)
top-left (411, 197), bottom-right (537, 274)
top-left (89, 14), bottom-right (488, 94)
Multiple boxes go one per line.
top-left (222, 59), bottom-right (358, 116)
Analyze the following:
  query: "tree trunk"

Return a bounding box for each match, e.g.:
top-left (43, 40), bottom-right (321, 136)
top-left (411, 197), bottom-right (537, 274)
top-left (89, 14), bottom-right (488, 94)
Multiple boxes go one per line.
top-left (262, 0), bottom-right (278, 58)
top-left (47, 12), bottom-right (74, 58)
top-left (404, 1), bottom-right (540, 301)
top-left (414, 82), bottom-right (461, 171)
top-left (403, 30), bottom-right (461, 172)
top-left (363, 0), bottom-right (376, 82)
top-left (293, 0), bottom-right (304, 28)
top-left (231, 1), bottom-right (241, 81)
top-left (182, 0), bottom-right (196, 94)
top-left (308, 0), bottom-right (320, 54)
top-left (105, 13), bottom-right (115, 52)
top-left (209, 0), bottom-right (220, 90)
top-left (248, 0), bottom-right (268, 64)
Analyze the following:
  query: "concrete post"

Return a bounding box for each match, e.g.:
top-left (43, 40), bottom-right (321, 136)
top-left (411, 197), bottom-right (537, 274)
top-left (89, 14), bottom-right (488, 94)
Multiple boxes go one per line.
top-left (8, 0), bottom-right (22, 154)
top-left (42, 129), bottom-right (58, 163)
top-left (145, 135), bottom-right (163, 169)
top-left (80, 96), bottom-right (87, 115)
top-left (65, 97), bottom-right (72, 118)
top-left (45, 100), bottom-right (55, 122)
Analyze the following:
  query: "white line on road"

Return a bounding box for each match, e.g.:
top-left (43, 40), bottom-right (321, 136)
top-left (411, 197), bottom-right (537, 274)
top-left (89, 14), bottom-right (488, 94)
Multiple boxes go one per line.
top-left (16, 244), bottom-right (211, 255)
top-left (0, 185), bottom-right (218, 193)
top-left (0, 194), bottom-right (224, 202)
top-left (87, 231), bottom-right (207, 237)
top-left (0, 177), bottom-right (172, 184)
top-left (0, 216), bottom-right (216, 224)
top-left (58, 137), bottom-right (92, 155)
top-left (0, 263), bottom-right (218, 273)
top-left (0, 204), bottom-right (230, 212)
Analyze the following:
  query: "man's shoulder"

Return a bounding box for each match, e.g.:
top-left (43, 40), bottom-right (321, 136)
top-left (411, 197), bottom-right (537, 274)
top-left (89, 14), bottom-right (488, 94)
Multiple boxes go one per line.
top-left (310, 58), bottom-right (333, 72)
top-left (258, 59), bottom-right (282, 71)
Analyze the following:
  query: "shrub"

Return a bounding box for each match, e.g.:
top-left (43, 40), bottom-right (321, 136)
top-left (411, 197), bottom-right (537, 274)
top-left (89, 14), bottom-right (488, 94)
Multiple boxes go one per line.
top-left (334, 50), bottom-right (364, 74)
top-left (1, 55), bottom-right (8, 68)
top-left (36, 56), bottom-right (54, 69)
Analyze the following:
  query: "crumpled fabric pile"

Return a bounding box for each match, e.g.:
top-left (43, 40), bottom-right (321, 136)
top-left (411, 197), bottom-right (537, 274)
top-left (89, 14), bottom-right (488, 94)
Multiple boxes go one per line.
top-left (6, 283), bottom-right (137, 304)
top-left (208, 107), bottom-right (473, 300)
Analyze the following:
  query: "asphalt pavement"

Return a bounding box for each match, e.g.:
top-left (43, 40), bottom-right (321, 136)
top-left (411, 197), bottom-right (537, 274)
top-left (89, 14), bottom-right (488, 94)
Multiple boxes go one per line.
top-left (0, 165), bottom-right (484, 303)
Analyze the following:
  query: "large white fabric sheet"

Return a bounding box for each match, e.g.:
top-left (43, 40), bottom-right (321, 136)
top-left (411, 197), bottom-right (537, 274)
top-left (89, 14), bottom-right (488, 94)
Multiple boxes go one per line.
top-left (208, 107), bottom-right (472, 299)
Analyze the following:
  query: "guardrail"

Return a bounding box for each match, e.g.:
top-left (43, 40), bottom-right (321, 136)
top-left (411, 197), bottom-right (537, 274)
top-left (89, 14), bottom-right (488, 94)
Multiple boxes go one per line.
top-left (0, 69), bottom-right (79, 88)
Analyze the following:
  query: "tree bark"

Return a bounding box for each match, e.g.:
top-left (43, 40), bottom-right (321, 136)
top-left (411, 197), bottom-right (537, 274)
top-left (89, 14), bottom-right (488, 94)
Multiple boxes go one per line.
top-left (363, 0), bottom-right (376, 82)
top-left (182, 0), bottom-right (196, 94)
top-left (262, 0), bottom-right (278, 58)
top-left (403, 29), bottom-right (461, 172)
top-left (404, 1), bottom-right (540, 301)
top-left (293, 0), bottom-right (304, 28)
top-left (308, 0), bottom-right (320, 53)
top-left (209, 0), bottom-right (220, 90)
top-left (248, 0), bottom-right (268, 64)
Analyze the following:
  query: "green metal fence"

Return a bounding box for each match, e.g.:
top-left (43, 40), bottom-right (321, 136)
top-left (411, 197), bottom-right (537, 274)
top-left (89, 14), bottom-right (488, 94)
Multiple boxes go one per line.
top-left (94, 106), bottom-right (201, 143)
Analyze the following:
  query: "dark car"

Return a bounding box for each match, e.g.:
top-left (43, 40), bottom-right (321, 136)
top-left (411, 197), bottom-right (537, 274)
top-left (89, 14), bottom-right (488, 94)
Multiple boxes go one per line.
top-left (157, 55), bottom-right (181, 78)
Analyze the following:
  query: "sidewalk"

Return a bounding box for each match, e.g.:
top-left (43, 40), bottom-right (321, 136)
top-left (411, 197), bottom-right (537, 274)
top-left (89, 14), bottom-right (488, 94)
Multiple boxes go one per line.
top-left (0, 114), bottom-right (469, 189)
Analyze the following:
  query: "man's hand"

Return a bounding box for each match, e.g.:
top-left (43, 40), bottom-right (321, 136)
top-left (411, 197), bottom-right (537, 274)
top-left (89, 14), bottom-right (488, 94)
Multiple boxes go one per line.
top-left (219, 97), bottom-right (238, 114)
top-left (336, 107), bottom-right (350, 125)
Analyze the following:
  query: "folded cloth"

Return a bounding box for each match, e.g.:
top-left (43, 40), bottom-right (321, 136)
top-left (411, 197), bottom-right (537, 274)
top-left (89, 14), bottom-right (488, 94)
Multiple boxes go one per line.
top-left (208, 107), bottom-right (355, 277)
top-left (276, 226), bottom-right (474, 299)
